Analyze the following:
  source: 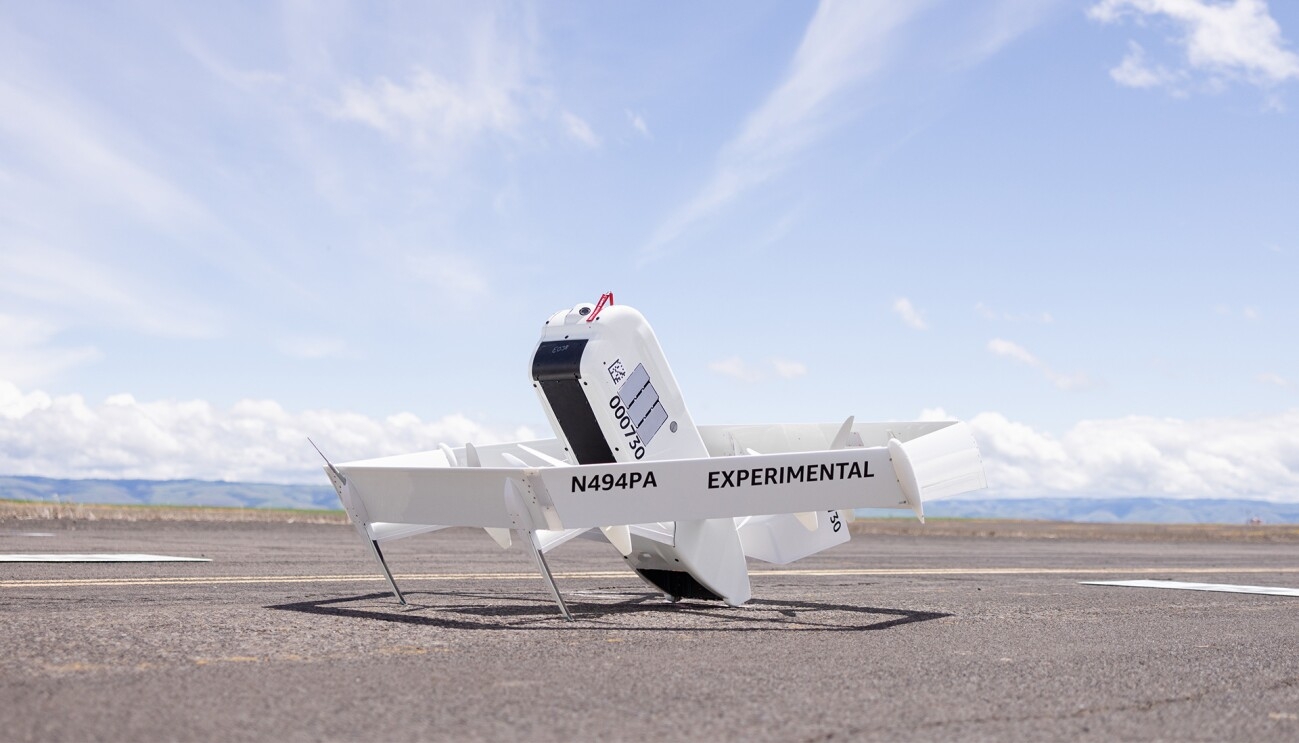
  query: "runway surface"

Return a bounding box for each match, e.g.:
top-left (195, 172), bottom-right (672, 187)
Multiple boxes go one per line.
top-left (2, 518), bottom-right (1298, 742)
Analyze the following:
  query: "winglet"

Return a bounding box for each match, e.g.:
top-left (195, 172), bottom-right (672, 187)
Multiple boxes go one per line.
top-left (887, 437), bottom-right (925, 523)
top-left (830, 416), bottom-right (855, 450)
top-left (309, 437), bottom-right (346, 490)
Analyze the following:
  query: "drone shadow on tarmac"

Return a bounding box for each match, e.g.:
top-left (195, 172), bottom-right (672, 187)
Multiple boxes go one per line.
top-left (267, 588), bottom-right (951, 632)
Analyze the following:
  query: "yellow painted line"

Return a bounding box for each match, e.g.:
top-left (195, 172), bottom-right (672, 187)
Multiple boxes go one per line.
top-left (4, 566), bottom-right (1298, 590)
top-left (0, 572), bottom-right (631, 589)
top-left (753, 567), bottom-right (1299, 577)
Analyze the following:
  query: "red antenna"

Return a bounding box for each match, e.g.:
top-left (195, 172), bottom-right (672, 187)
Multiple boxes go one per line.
top-left (586, 291), bottom-right (614, 322)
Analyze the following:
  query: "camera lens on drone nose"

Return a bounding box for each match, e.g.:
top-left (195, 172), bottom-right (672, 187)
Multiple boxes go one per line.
top-left (578, 307), bottom-right (591, 316)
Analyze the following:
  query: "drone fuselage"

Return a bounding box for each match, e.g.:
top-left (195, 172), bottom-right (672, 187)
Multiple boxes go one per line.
top-left (530, 301), bottom-right (750, 604)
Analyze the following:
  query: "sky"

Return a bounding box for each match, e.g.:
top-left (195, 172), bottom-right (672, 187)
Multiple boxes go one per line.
top-left (0, 0), bottom-right (1297, 500)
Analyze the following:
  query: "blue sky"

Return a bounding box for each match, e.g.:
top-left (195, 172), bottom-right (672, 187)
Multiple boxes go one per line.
top-left (1, 1), bottom-right (1297, 498)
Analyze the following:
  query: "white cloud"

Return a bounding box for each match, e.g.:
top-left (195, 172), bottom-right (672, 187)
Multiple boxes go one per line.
top-left (1089, 0), bottom-right (1299, 94)
top-left (7, 375), bottom-right (1297, 502)
top-left (963, 0), bottom-right (1064, 62)
top-left (988, 338), bottom-right (1093, 390)
top-left (892, 298), bottom-right (929, 330)
top-left (181, 34), bottom-right (286, 92)
top-left (1213, 303), bottom-right (1262, 320)
top-left (561, 111), bottom-right (601, 148)
top-left (975, 301), bottom-right (1054, 324)
top-left (771, 358), bottom-right (809, 379)
top-left (0, 379), bottom-right (535, 483)
top-left (327, 9), bottom-right (547, 155)
top-left (627, 109), bottom-right (651, 138)
top-left (335, 67), bottom-right (524, 151)
top-left (987, 338), bottom-right (1039, 365)
top-left (327, 10), bottom-right (609, 160)
top-left (1258, 372), bottom-right (1291, 388)
top-left (405, 251), bottom-right (489, 303)
top-left (1110, 40), bottom-right (1180, 87)
top-left (278, 337), bottom-right (348, 360)
top-left (970, 408), bottom-right (1299, 501)
top-left (708, 357), bottom-right (764, 382)
top-left (709, 357), bottom-right (809, 382)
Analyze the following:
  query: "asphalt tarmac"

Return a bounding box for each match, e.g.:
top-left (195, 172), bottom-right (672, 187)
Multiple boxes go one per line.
top-left (2, 518), bottom-right (1298, 742)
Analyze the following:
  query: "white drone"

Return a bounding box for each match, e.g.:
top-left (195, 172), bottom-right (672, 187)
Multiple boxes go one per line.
top-left (319, 294), bottom-right (986, 620)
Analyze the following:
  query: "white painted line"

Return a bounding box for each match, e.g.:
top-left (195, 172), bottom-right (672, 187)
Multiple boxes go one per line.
top-left (0, 532), bottom-right (54, 537)
top-left (1081, 580), bottom-right (1299, 597)
top-left (0, 554), bottom-right (211, 563)
top-left (5, 566), bottom-right (1299, 590)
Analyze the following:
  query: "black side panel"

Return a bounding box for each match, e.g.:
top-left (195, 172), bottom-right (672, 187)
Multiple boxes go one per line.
top-left (539, 379), bottom-right (615, 464)
top-left (532, 340), bottom-right (616, 465)
top-left (532, 340), bottom-right (588, 381)
top-left (637, 569), bottom-right (723, 601)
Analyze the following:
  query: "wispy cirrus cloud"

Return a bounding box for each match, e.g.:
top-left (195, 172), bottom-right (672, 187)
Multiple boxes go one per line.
top-left (640, 0), bottom-right (1053, 263)
top-left (641, 1), bottom-right (932, 262)
top-left (0, 77), bottom-right (210, 231)
top-left (1089, 0), bottom-right (1299, 96)
top-left (892, 298), bottom-right (928, 330)
top-left (709, 357), bottom-right (809, 382)
top-left (0, 315), bottom-right (100, 387)
top-left (277, 336), bottom-right (349, 361)
top-left (976, 302), bottom-right (1054, 324)
top-left (1257, 372), bottom-right (1291, 388)
top-left (770, 358), bottom-right (809, 379)
top-left (988, 338), bottom-right (1093, 390)
top-left (405, 251), bottom-right (490, 305)
top-left (561, 111), bottom-right (601, 148)
top-left (334, 66), bottom-right (526, 151)
top-left (0, 244), bottom-right (220, 341)
top-left (328, 8), bottom-right (607, 159)
top-left (1213, 303), bottom-right (1261, 320)
top-left (329, 8), bottom-right (547, 160)
top-left (627, 109), bottom-right (651, 138)
top-left (708, 358), bottom-right (763, 382)
top-left (0, 35), bottom-right (242, 388)
top-left (1109, 40), bottom-right (1182, 88)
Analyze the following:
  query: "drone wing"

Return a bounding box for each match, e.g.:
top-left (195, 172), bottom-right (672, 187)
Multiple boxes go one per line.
top-left (322, 421), bottom-right (984, 617)
top-left (330, 420), bottom-right (984, 531)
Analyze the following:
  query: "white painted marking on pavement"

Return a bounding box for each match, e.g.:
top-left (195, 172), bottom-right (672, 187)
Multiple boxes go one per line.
top-left (1081, 579), bottom-right (1299, 597)
top-left (0, 554), bottom-right (211, 563)
top-left (4, 566), bottom-right (1298, 590)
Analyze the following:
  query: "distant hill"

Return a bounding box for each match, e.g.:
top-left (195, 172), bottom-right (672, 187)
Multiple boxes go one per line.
top-left (862, 496), bottom-right (1299, 525)
top-left (0, 475), bottom-right (338, 511)
top-left (3, 475), bottom-right (1297, 525)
